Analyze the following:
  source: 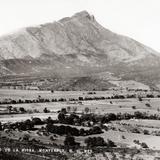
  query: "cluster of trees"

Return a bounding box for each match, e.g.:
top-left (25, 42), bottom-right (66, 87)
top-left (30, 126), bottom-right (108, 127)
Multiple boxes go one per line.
top-left (58, 109), bottom-right (160, 127)
top-left (84, 137), bottom-right (116, 148)
top-left (3, 119), bottom-right (34, 131)
top-left (64, 135), bottom-right (79, 148)
top-left (64, 135), bottom-right (116, 149)
top-left (101, 111), bottom-right (160, 123)
top-left (57, 110), bottom-right (102, 126)
top-left (4, 106), bottom-right (40, 114)
top-left (46, 123), bottom-right (103, 136)
top-left (1, 92), bottom-right (159, 106)
top-left (0, 98), bottom-right (52, 105)
top-left (2, 118), bottom-right (44, 131)
top-left (1, 92), bottom-right (160, 106)
top-left (151, 130), bottom-right (160, 136)
top-left (133, 140), bottom-right (148, 148)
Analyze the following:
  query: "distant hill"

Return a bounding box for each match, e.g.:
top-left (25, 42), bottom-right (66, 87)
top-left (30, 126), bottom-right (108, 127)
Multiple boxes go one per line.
top-left (0, 11), bottom-right (160, 90)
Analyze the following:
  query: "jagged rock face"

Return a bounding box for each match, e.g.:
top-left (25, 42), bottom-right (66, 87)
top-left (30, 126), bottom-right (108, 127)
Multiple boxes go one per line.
top-left (0, 11), bottom-right (160, 87)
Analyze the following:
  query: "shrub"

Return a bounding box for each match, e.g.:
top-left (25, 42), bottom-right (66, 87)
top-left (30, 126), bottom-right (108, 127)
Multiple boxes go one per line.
top-left (107, 139), bottom-right (116, 147)
top-left (85, 137), bottom-right (106, 147)
top-left (132, 106), bottom-right (136, 109)
top-left (32, 117), bottom-right (43, 125)
top-left (133, 140), bottom-right (140, 145)
top-left (64, 135), bottom-right (78, 147)
top-left (19, 107), bottom-right (26, 113)
top-left (50, 136), bottom-right (55, 141)
top-left (43, 107), bottom-right (50, 113)
top-left (84, 107), bottom-right (90, 114)
top-left (84, 137), bottom-right (115, 148)
top-left (0, 122), bottom-right (2, 130)
top-left (138, 97), bottom-right (143, 101)
top-left (141, 142), bottom-right (148, 148)
top-left (143, 129), bottom-right (149, 135)
top-left (145, 103), bottom-right (151, 108)
top-left (23, 134), bottom-right (30, 141)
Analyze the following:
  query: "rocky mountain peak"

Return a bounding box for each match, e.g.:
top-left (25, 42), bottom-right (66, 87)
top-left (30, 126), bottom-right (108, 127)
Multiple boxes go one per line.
top-left (0, 11), bottom-right (160, 90)
top-left (72, 10), bottom-right (95, 21)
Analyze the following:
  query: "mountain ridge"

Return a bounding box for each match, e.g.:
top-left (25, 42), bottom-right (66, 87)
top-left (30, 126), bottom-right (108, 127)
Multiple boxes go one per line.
top-left (0, 11), bottom-right (160, 90)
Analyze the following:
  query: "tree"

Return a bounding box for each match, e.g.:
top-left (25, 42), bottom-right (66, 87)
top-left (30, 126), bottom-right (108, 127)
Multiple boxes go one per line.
top-left (145, 103), bottom-right (151, 108)
top-left (132, 106), bottom-right (136, 109)
top-left (66, 106), bottom-right (71, 113)
top-left (43, 107), bottom-right (50, 113)
top-left (38, 95), bottom-right (41, 99)
top-left (7, 106), bottom-right (12, 113)
top-left (24, 119), bottom-right (34, 130)
top-left (107, 139), bottom-right (116, 147)
top-left (19, 107), bottom-right (26, 113)
top-left (13, 107), bottom-right (18, 113)
top-left (85, 137), bottom-right (107, 147)
top-left (58, 113), bottom-right (65, 122)
top-left (50, 136), bottom-right (55, 141)
top-left (32, 117), bottom-right (43, 125)
top-left (23, 134), bottom-right (30, 141)
top-left (143, 129), bottom-right (149, 135)
top-left (0, 122), bottom-right (2, 130)
top-left (61, 108), bottom-right (67, 114)
top-left (134, 111), bottom-right (144, 119)
top-left (138, 97), bottom-right (143, 101)
top-left (84, 107), bottom-right (90, 114)
top-left (64, 135), bottom-right (77, 147)
top-left (79, 128), bottom-right (85, 136)
top-left (141, 142), bottom-right (148, 148)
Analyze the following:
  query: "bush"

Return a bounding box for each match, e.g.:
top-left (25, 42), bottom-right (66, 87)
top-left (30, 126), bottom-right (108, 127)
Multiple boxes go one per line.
top-left (23, 134), bottom-right (30, 141)
top-left (58, 113), bottom-right (65, 123)
top-left (133, 140), bottom-right (140, 145)
top-left (132, 106), bottom-right (136, 109)
top-left (0, 122), bottom-right (2, 130)
top-left (84, 137), bottom-right (115, 148)
top-left (64, 135), bottom-right (78, 147)
top-left (143, 129), bottom-right (149, 135)
top-left (43, 107), bottom-right (50, 113)
top-left (145, 103), bottom-right (151, 108)
top-left (85, 137), bottom-right (106, 147)
top-left (19, 107), bottom-right (26, 113)
top-left (138, 97), bottom-right (143, 101)
top-left (50, 136), bottom-right (55, 141)
top-left (141, 142), bottom-right (148, 148)
top-left (107, 139), bottom-right (116, 147)
top-left (32, 117), bottom-right (44, 125)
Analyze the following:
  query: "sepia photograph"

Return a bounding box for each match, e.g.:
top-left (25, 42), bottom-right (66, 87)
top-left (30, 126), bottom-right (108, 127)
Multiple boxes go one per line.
top-left (0, 0), bottom-right (160, 159)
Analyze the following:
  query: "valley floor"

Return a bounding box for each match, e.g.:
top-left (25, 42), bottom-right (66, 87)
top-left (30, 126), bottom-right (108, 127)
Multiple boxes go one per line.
top-left (1, 89), bottom-right (160, 159)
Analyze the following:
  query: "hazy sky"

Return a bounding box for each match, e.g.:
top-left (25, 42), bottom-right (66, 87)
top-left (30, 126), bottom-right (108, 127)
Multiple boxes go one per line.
top-left (0, 0), bottom-right (160, 52)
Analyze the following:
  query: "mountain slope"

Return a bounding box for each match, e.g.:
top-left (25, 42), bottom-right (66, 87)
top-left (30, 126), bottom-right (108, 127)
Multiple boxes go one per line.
top-left (0, 11), bottom-right (160, 89)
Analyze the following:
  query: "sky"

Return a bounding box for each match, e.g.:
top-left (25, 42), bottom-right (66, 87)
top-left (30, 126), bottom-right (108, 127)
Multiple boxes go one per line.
top-left (0, 0), bottom-right (160, 52)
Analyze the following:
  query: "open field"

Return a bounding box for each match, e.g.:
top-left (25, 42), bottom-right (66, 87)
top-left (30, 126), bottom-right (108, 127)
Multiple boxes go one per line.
top-left (0, 89), bottom-right (112, 100)
top-left (1, 89), bottom-right (160, 159)
top-left (1, 97), bottom-right (160, 116)
top-left (0, 88), bottom-right (156, 100)
top-left (1, 97), bottom-right (160, 125)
